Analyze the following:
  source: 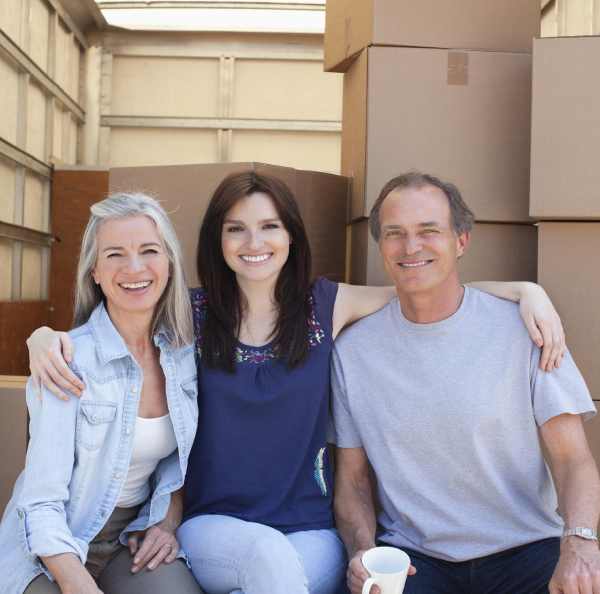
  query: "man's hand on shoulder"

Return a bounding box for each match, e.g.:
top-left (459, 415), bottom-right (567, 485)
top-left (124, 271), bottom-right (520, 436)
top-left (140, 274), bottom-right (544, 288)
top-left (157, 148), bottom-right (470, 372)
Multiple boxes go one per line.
top-left (550, 537), bottom-right (600, 593)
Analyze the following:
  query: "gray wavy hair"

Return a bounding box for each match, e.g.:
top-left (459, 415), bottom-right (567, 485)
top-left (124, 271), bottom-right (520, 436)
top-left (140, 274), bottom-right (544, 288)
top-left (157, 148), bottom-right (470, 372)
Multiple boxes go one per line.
top-left (73, 192), bottom-right (193, 347)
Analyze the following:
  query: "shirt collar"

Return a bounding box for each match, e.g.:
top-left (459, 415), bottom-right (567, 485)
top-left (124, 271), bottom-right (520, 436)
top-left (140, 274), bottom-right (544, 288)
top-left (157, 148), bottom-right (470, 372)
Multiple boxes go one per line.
top-left (89, 302), bottom-right (171, 365)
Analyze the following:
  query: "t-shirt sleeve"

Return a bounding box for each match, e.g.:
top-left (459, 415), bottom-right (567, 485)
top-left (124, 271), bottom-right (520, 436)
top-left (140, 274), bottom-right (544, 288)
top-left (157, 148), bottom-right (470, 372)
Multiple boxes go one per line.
top-left (312, 277), bottom-right (339, 338)
top-left (331, 344), bottom-right (363, 448)
top-left (530, 346), bottom-right (596, 427)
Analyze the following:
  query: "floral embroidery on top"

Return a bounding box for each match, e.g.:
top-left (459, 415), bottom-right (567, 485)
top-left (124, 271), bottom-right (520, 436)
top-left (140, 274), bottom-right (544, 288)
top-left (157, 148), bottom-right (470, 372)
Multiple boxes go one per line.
top-left (190, 288), bottom-right (326, 364)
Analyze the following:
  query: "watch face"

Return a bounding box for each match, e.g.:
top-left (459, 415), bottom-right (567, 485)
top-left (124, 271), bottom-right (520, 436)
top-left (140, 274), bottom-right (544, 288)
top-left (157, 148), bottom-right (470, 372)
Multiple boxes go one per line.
top-left (582, 528), bottom-right (594, 537)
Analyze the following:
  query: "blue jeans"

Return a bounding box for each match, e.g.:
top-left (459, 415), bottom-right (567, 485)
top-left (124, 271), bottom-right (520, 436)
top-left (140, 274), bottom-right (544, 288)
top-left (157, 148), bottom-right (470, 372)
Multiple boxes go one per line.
top-left (397, 537), bottom-right (560, 594)
top-left (178, 514), bottom-right (348, 594)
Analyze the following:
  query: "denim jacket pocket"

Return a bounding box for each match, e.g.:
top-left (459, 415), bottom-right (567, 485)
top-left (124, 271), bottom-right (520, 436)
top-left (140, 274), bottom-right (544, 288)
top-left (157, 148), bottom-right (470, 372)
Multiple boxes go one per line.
top-left (76, 401), bottom-right (118, 451)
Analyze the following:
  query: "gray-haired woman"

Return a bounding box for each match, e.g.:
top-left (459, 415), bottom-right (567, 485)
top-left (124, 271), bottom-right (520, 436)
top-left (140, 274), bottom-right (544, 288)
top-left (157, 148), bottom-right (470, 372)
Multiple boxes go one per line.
top-left (0, 193), bottom-right (203, 594)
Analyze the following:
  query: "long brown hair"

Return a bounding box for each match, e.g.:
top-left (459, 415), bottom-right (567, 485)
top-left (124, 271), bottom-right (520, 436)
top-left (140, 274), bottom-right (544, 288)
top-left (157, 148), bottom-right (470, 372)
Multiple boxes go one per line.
top-left (197, 171), bottom-right (312, 372)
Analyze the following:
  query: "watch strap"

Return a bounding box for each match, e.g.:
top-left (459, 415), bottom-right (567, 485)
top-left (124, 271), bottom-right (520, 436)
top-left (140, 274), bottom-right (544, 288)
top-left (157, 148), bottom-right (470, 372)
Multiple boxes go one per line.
top-left (562, 527), bottom-right (599, 541)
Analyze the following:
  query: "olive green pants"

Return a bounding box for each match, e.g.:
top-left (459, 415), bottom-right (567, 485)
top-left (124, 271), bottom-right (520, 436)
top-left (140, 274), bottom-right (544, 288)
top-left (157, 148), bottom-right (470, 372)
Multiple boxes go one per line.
top-left (24, 507), bottom-right (203, 594)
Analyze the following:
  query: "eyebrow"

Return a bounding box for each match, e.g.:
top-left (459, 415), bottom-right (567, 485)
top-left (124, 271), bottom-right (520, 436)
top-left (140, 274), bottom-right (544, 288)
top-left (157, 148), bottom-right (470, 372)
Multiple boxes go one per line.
top-left (102, 242), bottom-right (161, 252)
top-left (223, 218), bottom-right (282, 224)
top-left (382, 221), bottom-right (441, 231)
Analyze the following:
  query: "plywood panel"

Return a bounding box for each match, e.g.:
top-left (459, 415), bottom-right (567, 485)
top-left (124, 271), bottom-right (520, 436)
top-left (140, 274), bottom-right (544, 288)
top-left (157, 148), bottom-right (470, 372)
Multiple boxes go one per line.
top-left (0, 159), bottom-right (16, 223)
top-left (68, 119), bottom-right (79, 164)
top-left (70, 36), bottom-right (81, 101)
top-left (0, 57), bottom-right (19, 145)
top-left (23, 172), bottom-right (46, 231)
top-left (55, 20), bottom-right (70, 92)
top-left (0, 0), bottom-right (22, 46)
top-left (109, 128), bottom-right (218, 167)
top-left (233, 59), bottom-right (343, 120)
top-left (111, 56), bottom-right (220, 117)
top-left (0, 239), bottom-right (12, 300)
top-left (28, 0), bottom-right (50, 71)
top-left (21, 244), bottom-right (43, 299)
top-left (26, 82), bottom-right (47, 162)
top-left (52, 106), bottom-right (65, 161)
top-left (231, 130), bottom-right (341, 174)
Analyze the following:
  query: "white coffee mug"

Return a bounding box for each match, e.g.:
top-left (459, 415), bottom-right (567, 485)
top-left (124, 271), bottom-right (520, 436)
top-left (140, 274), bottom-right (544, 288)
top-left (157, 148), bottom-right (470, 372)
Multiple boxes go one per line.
top-left (361, 546), bottom-right (410, 594)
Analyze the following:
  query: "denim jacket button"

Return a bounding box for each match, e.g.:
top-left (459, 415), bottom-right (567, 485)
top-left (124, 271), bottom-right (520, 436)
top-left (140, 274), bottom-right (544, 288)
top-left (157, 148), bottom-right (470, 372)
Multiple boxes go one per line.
top-left (114, 472), bottom-right (122, 479)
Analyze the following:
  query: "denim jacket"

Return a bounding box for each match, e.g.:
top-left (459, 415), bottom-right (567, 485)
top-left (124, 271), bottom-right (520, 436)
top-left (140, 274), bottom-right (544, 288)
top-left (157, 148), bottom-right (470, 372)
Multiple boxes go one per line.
top-left (0, 303), bottom-right (198, 594)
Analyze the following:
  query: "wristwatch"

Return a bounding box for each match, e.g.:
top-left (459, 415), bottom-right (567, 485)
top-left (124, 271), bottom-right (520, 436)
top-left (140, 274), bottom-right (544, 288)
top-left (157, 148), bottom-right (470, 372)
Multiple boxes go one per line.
top-left (562, 527), bottom-right (599, 541)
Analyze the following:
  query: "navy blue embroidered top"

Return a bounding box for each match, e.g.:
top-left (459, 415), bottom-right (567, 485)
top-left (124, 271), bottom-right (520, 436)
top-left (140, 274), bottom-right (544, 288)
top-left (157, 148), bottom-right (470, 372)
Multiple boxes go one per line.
top-left (183, 278), bottom-right (338, 533)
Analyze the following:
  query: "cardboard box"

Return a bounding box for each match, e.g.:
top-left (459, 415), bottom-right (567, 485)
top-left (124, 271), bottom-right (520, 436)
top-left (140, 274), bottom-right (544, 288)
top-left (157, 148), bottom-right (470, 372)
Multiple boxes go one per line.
top-left (343, 47), bottom-right (533, 223)
top-left (324, 0), bottom-right (540, 72)
top-left (109, 162), bottom-right (349, 287)
top-left (530, 37), bottom-right (600, 220)
top-left (0, 378), bottom-right (28, 516)
top-left (349, 219), bottom-right (537, 286)
top-left (538, 223), bottom-right (600, 399)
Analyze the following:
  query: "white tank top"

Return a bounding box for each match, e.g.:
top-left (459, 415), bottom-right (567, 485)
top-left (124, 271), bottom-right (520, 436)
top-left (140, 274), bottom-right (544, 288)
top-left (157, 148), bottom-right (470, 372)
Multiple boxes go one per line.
top-left (117, 414), bottom-right (178, 508)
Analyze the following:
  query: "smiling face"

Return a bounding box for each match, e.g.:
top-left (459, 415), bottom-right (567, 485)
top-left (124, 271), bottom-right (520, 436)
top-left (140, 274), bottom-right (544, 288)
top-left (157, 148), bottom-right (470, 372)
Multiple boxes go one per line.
top-left (92, 215), bottom-right (170, 318)
top-left (378, 184), bottom-right (469, 297)
top-left (221, 191), bottom-right (291, 286)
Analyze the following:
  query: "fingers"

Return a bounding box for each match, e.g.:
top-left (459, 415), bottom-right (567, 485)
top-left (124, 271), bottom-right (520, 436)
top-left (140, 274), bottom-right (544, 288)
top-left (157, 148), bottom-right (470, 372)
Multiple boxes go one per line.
top-left (59, 332), bottom-right (74, 364)
top-left (525, 315), bottom-right (544, 349)
top-left (131, 528), bottom-right (179, 573)
top-left (408, 564), bottom-right (417, 576)
top-left (348, 554), bottom-right (371, 594)
top-left (128, 533), bottom-right (140, 556)
top-left (38, 370), bottom-right (70, 402)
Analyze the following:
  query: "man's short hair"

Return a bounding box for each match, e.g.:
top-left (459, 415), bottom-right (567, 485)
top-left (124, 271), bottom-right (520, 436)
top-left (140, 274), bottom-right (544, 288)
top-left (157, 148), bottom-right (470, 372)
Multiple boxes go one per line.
top-left (369, 171), bottom-right (475, 241)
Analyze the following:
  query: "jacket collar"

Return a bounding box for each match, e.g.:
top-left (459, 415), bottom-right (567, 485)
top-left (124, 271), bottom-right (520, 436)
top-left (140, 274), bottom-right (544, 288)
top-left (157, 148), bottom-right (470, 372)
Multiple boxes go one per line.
top-left (89, 302), bottom-right (170, 365)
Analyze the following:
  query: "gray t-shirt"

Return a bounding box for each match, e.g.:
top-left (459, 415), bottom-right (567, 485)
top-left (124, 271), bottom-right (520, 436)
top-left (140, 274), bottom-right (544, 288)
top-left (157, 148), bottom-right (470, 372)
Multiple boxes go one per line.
top-left (332, 287), bottom-right (595, 562)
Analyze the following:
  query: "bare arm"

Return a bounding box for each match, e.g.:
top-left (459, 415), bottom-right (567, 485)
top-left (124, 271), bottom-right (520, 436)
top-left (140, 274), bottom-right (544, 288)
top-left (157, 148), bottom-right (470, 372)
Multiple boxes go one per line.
top-left (26, 327), bottom-right (83, 399)
top-left (469, 281), bottom-right (565, 371)
top-left (334, 447), bottom-right (416, 594)
top-left (41, 553), bottom-right (102, 594)
top-left (540, 414), bottom-right (600, 593)
top-left (334, 447), bottom-right (379, 594)
top-left (333, 281), bottom-right (566, 371)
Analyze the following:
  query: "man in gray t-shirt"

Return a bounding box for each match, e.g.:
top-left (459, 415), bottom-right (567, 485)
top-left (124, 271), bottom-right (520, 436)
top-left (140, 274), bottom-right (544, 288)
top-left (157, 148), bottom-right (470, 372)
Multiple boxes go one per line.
top-left (332, 172), bottom-right (600, 594)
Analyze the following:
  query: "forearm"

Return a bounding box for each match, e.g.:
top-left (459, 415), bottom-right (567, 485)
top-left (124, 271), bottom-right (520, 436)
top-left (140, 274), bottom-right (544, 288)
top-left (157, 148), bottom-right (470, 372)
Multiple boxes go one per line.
top-left (555, 455), bottom-right (600, 529)
top-left (41, 553), bottom-right (95, 593)
top-left (162, 488), bottom-right (184, 531)
top-left (467, 281), bottom-right (535, 302)
top-left (334, 482), bottom-right (378, 557)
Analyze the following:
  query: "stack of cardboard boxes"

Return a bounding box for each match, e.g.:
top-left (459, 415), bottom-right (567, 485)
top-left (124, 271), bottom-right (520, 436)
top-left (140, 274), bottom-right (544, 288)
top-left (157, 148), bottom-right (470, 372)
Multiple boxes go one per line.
top-left (325, 0), bottom-right (540, 285)
top-left (530, 36), bottom-right (600, 409)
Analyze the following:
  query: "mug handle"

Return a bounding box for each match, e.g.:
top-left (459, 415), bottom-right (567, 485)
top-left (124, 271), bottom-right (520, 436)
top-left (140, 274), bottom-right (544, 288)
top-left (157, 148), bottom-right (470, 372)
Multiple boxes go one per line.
top-left (362, 577), bottom-right (376, 594)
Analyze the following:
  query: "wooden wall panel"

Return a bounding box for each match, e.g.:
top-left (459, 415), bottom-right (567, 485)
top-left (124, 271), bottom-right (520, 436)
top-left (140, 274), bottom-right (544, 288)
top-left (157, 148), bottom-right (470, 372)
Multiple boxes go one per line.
top-left (55, 20), bottom-right (71, 93)
top-left (50, 169), bottom-right (110, 331)
top-left (109, 128), bottom-right (218, 167)
top-left (0, 302), bottom-right (50, 374)
top-left (23, 172), bottom-right (46, 231)
top-left (111, 56), bottom-right (220, 117)
top-left (0, 158), bottom-right (16, 223)
top-left (21, 245), bottom-right (43, 300)
top-left (233, 59), bottom-right (342, 120)
top-left (26, 82), bottom-right (47, 162)
top-left (0, 58), bottom-right (20, 145)
top-left (0, 239), bottom-right (13, 300)
top-left (69, 36), bottom-right (81, 101)
top-left (0, 0), bottom-right (23, 45)
top-left (29, 0), bottom-right (50, 72)
top-left (231, 130), bottom-right (341, 173)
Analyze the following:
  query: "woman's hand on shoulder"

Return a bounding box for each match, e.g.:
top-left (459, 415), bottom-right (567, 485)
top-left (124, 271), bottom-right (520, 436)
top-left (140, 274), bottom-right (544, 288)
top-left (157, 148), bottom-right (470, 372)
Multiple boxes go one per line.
top-left (332, 283), bottom-right (397, 339)
top-left (128, 519), bottom-right (180, 573)
top-left (26, 326), bottom-right (84, 400)
top-left (518, 283), bottom-right (566, 372)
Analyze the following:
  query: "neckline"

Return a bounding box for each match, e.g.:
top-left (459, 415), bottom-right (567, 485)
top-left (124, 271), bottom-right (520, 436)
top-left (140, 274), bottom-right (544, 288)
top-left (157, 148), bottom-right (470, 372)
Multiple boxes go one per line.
top-left (137, 413), bottom-right (170, 422)
top-left (392, 285), bottom-right (471, 333)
